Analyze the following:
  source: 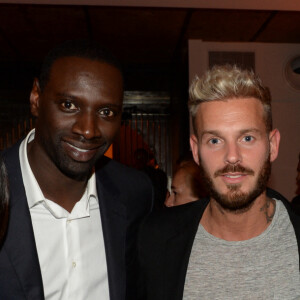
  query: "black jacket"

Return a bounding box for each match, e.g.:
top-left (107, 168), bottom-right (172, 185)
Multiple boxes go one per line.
top-left (138, 188), bottom-right (300, 300)
top-left (0, 140), bottom-right (153, 300)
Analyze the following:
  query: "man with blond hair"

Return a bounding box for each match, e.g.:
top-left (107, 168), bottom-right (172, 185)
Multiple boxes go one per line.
top-left (138, 65), bottom-right (300, 300)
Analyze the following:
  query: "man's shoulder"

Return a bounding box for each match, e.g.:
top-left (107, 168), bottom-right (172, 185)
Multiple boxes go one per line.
top-left (267, 187), bottom-right (288, 202)
top-left (267, 187), bottom-right (297, 216)
top-left (95, 156), bottom-right (153, 211)
top-left (2, 140), bottom-right (22, 160)
top-left (2, 140), bottom-right (23, 175)
top-left (268, 188), bottom-right (300, 240)
top-left (138, 199), bottom-right (209, 267)
top-left (95, 156), bottom-right (152, 186)
top-left (140, 199), bottom-right (209, 240)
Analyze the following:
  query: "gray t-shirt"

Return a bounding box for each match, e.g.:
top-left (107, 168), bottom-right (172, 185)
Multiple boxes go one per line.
top-left (183, 199), bottom-right (300, 300)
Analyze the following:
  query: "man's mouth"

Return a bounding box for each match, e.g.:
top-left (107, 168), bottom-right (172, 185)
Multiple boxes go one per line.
top-left (224, 174), bottom-right (244, 179)
top-left (221, 173), bottom-right (248, 184)
top-left (214, 165), bottom-right (254, 178)
top-left (63, 140), bottom-right (103, 162)
top-left (67, 143), bottom-right (97, 153)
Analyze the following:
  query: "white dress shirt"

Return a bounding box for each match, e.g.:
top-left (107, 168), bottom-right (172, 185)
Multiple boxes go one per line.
top-left (19, 129), bottom-right (110, 300)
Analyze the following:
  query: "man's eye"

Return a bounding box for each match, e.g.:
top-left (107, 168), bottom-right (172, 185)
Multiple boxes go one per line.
top-left (209, 138), bottom-right (220, 145)
top-left (242, 136), bottom-right (254, 142)
top-left (99, 108), bottom-right (115, 117)
top-left (61, 101), bottom-right (76, 110)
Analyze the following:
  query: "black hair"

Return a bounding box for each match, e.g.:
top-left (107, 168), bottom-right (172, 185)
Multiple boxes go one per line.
top-left (0, 156), bottom-right (9, 244)
top-left (39, 39), bottom-right (123, 92)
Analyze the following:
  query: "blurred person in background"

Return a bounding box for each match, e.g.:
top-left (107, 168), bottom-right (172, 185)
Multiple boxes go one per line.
top-left (165, 159), bottom-right (207, 207)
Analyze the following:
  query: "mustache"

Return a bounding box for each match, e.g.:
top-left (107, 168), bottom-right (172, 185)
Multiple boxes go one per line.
top-left (214, 164), bottom-right (255, 177)
top-left (61, 135), bottom-right (108, 150)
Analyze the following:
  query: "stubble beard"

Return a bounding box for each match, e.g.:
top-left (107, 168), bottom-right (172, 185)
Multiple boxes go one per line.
top-left (198, 155), bottom-right (271, 213)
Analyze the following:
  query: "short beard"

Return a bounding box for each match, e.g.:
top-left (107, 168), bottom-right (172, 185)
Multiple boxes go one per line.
top-left (38, 133), bottom-right (108, 182)
top-left (199, 155), bottom-right (271, 213)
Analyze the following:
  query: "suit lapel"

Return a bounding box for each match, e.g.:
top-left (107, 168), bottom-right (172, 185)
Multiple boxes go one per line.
top-left (96, 165), bottom-right (127, 300)
top-left (3, 142), bottom-right (44, 299)
top-left (163, 199), bottom-right (209, 300)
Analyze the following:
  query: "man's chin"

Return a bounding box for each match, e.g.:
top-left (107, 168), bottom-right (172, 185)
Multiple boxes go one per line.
top-left (57, 159), bottom-right (97, 181)
top-left (199, 153), bottom-right (271, 213)
top-left (60, 147), bottom-right (108, 179)
top-left (212, 190), bottom-right (256, 213)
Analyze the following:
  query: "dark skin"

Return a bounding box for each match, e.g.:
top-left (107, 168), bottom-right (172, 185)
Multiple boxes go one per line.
top-left (28, 56), bottom-right (123, 212)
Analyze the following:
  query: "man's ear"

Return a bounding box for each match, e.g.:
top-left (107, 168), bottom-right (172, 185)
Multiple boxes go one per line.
top-left (190, 134), bottom-right (200, 165)
top-left (269, 129), bottom-right (281, 162)
top-left (30, 78), bottom-right (41, 117)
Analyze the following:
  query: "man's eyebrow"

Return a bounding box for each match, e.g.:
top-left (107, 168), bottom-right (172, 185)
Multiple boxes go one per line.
top-left (200, 128), bottom-right (262, 139)
top-left (200, 130), bottom-right (221, 139)
top-left (239, 128), bottom-right (262, 135)
top-left (56, 93), bottom-right (77, 100)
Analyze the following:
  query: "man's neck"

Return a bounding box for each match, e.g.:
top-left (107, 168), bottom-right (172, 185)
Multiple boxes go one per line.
top-left (27, 141), bottom-right (89, 213)
top-left (200, 192), bottom-right (276, 241)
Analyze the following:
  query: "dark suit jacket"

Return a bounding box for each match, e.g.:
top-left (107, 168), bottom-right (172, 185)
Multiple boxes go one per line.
top-left (138, 189), bottom-right (300, 300)
top-left (0, 140), bottom-right (153, 300)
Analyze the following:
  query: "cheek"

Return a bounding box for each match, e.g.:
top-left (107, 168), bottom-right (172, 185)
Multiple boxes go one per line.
top-left (199, 148), bottom-right (221, 173)
top-left (174, 193), bottom-right (183, 205)
top-left (98, 119), bottom-right (121, 139)
top-left (36, 116), bottom-right (60, 138)
top-left (38, 106), bottom-right (66, 131)
top-left (49, 118), bottom-right (71, 135)
top-left (243, 144), bottom-right (269, 168)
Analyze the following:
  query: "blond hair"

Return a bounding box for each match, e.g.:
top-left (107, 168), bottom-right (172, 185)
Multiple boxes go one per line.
top-left (189, 65), bottom-right (272, 133)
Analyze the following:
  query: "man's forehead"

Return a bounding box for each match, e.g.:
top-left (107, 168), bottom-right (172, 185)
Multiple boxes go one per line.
top-left (194, 97), bottom-right (266, 135)
top-left (45, 56), bottom-right (123, 88)
top-left (196, 97), bottom-right (264, 117)
top-left (50, 56), bottom-right (112, 72)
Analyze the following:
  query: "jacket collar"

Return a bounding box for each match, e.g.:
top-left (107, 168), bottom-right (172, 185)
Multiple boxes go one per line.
top-left (3, 143), bottom-right (129, 300)
top-left (95, 158), bottom-right (127, 300)
top-left (3, 140), bottom-right (44, 299)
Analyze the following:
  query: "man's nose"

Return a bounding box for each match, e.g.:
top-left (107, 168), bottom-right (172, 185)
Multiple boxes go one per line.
top-left (224, 142), bottom-right (241, 165)
top-left (72, 111), bottom-right (101, 140)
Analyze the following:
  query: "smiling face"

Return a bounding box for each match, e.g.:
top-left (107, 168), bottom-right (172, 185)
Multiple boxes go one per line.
top-left (190, 97), bottom-right (280, 212)
top-left (30, 56), bottom-right (123, 180)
